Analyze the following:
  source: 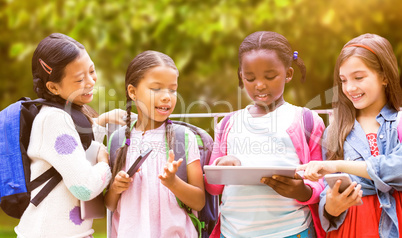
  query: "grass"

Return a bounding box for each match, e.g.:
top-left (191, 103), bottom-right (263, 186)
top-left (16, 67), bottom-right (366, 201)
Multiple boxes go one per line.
top-left (0, 210), bottom-right (107, 238)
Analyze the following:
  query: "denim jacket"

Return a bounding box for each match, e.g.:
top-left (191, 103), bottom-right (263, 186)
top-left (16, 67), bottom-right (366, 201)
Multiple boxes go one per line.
top-left (319, 104), bottom-right (402, 238)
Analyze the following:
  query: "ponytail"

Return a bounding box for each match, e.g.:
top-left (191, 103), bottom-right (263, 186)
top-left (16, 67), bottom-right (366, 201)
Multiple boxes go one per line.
top-left (292, 51), bottom-right (307, 83)
top-left (111, 100), bottom-right (132, 181)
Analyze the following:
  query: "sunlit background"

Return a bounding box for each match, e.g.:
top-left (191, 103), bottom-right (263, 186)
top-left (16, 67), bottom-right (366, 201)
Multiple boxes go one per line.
top-left (1, 0), bottom-right (402, 237)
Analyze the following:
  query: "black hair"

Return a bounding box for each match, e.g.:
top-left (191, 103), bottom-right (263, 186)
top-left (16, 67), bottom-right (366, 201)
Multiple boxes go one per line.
top-left (32, 33), bottom-right (97, 118)
top-left (237, 31), bottom-right (306, 88)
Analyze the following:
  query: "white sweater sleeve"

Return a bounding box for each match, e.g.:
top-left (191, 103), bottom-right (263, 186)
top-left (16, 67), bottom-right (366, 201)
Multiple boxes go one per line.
top-left (30, 108), bottom-right (112, 201)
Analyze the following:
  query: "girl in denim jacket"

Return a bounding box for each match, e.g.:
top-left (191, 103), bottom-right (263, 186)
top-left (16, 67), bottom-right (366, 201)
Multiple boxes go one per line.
top-left (205, 31), bottom-right (326, 238)
top-left (298, 33), bottom-right (402, 237)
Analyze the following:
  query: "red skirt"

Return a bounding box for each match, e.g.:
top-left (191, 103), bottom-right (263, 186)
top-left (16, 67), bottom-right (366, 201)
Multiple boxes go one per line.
top-left (327, 191), bottom-right (402, 238)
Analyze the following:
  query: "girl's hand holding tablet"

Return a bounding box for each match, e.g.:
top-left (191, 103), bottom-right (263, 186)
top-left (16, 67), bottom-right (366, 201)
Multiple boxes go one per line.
top-left (261, 173), bottom-right (312, 202)
top-left (215, 155), bottom-right (241, 166)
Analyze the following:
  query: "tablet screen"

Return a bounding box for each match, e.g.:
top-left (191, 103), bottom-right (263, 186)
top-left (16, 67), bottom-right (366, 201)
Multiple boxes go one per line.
top-left (204, 165), bottom-right (296, 185)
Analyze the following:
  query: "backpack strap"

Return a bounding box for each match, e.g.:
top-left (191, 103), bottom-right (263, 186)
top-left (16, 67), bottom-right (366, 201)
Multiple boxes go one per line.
top-left (21, 97), bottom-right (94, 150)
top-left (19, 98), bottom-right (94, 206)
top-left (302, 107), bottom-right (314, 144)
top-left (170, 122), bottom-right (204, 238)
top-left (172, 123), bottom-right (188, 182)
top-left (218, 112), bottom-right (235, 141)
top-left (30, 171), bottom-right (62, 206)
top-left (176, 197), bottom-right (203, 237)
top-left (108, 125), bottom-right (129, 168)
top-left (172, 120), bottom-right (214, 167)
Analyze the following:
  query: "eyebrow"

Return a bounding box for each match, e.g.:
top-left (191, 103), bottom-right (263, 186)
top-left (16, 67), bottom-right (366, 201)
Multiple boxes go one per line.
top-left (72, 64), bottom-right (95, 78)
top-left (73, 72), bottom-right (84, 78)
top-left (149, 82), bottom-right (177, 87)
top-left (340, 70), bottom-right (367, 76)
top-left (244, 70), bottom-right (277, 74)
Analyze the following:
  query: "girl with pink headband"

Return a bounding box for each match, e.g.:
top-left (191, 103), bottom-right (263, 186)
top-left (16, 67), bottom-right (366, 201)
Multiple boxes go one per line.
top-left (298, 33), bottom-right (402, 237)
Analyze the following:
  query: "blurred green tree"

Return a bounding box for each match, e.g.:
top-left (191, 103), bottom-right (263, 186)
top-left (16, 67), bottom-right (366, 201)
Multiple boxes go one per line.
top-left (1, 0), bottom-right (402, 118)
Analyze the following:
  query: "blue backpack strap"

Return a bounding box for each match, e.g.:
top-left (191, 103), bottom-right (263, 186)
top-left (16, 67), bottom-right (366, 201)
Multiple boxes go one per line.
top-left (302, 107), bottom-right (314, 144)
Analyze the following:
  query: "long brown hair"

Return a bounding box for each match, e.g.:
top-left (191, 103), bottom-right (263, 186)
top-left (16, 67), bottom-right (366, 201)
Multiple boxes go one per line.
top-left (326, 33), bottom-right (401, 160)
top-left (111, 50), bottom-right (179, 180)
top-left (237, 31), bottom-right (307, 88)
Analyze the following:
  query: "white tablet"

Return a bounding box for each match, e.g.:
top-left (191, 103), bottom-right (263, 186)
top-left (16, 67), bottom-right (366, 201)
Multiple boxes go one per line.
top-left (204, 165), bottom-right (297, 185)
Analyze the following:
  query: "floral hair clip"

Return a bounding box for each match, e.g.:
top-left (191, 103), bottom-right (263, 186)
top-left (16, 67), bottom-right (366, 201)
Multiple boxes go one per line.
top-left (293, 51), bottom-right (298, 60)
top-left (39, 58), bottom-right (52, 75)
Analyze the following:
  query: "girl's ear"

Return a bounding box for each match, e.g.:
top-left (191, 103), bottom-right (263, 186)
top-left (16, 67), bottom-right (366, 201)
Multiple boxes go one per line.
top-left (46, 81), bottom-right (60, 95)
top-left (127, 84), bottom-right (137, 101)
top-left (285, 67), bottom-right (294, 83)
top-left (382, 75), bottom-right (388, 87)
top-left (237, 69), bottom-right (244, 89)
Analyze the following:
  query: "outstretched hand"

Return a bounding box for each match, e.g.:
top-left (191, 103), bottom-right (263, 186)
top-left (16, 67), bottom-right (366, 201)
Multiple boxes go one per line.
top-left (297, 161), bottom-right (338, 181)
top-left (260, 173), bottom-right (312, 202)
top-left (96, 109), bottom-right (136, 126)
top-left (158, 150), bottom-right (183, 188)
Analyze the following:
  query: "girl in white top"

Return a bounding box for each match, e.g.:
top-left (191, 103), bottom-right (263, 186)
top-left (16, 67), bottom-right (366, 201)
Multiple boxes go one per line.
top-left (105, 50), bottom-right (205, 238)
top-left (205, 31), bottom-right (325, 238)
top-left (15, 33), bottom-right (120, 237)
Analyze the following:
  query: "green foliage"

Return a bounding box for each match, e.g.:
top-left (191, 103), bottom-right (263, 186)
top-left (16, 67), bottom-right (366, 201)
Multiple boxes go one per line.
top-left (2, 0), bottom-right (402, 114)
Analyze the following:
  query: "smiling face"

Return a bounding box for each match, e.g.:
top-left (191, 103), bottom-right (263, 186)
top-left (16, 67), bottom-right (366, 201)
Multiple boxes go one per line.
top-left (339, 56), bottom-right (387, 116)
top-left (128, 66), bottom-right (178, 131)
top-left (46, 49), bottom-right (96, 106)
top-left (240, 49), bottom-right (293, 112)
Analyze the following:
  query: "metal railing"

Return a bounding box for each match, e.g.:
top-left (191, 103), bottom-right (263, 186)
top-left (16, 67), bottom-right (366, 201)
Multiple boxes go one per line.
top-left (169, 109), bottom-right (334, 130)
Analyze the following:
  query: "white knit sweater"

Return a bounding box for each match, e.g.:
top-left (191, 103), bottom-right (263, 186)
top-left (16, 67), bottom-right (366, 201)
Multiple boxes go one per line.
top-left (15, 106), bottom-right (112, 238)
